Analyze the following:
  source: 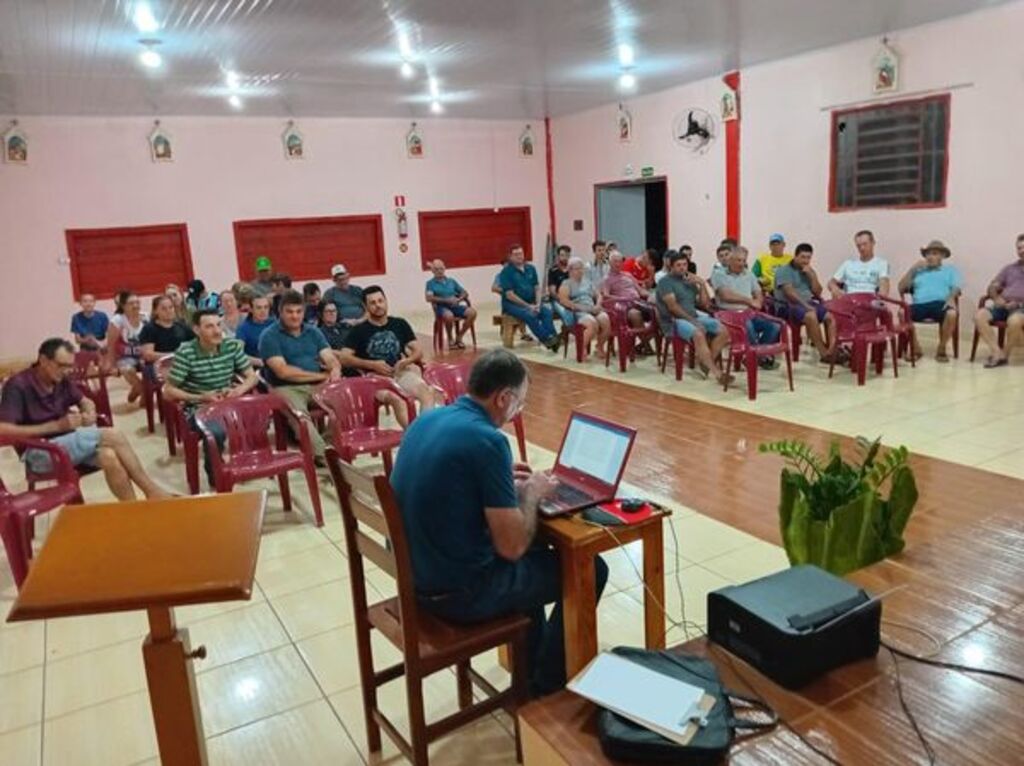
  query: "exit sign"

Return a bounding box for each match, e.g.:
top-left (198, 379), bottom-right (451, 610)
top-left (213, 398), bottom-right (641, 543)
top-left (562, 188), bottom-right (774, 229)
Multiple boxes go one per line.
top-left (640, 166), bottom-right (655, 178)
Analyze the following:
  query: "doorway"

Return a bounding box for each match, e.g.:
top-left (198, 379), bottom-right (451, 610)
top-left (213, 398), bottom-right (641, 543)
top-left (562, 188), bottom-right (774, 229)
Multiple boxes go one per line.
top-left (594, 177), bottom-right (668, 256)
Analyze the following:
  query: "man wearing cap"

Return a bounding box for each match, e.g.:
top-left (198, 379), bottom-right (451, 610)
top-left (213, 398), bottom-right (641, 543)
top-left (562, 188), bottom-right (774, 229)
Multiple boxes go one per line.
top-left (898, 240), bottom-right (961, 363)
top-left (322, 264), bottom-right (366, 345)
top-left (828, 230), bottom-right (890, 297)
top-left (251, 256), bottom-right (275, 297)
top-left (752, 234), bottom-right (793, 291)
top-left (974, 234), bottom-right (1024, 368)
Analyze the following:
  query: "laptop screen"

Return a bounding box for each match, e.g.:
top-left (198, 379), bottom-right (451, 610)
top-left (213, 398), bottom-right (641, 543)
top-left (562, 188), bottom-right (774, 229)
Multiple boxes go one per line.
top-left (557, 414), bottom-right (633, 486)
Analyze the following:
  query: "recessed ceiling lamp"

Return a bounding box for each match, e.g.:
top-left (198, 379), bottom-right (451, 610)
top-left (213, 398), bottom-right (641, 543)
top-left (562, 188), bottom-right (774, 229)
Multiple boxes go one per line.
top-left (400, 61), bottom-right (415, 80)
top-left (225, 70), bottom-right (241, 89)
top-left (138, 40), bottom-right (162, 68)
top-left (133, 2), bottom-right (159, 34)
top-left (228, 94), bottom-right (243, 109)
top-left (618, 44), bottom-right (634, 68)
top-left (430, 100), bottom-right (443, 114)
top-left (619, 72), bottom-right (637, 90)
top-left (428, 77), bottom-right (440, 99)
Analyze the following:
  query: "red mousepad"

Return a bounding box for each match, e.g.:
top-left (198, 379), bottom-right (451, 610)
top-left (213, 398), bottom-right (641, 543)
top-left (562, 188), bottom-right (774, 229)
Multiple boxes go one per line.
top-left (598, 499), bottom-right (654, 525)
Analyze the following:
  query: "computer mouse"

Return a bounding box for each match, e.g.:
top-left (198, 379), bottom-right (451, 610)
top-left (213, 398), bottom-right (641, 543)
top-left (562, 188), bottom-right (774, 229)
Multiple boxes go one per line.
top-left (619, 498), bottom-right (646, 513)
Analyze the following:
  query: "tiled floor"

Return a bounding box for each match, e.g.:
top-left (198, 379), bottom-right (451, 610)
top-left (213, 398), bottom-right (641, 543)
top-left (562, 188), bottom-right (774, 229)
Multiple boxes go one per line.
top-left (1, 310), bottom-right (1020, 764)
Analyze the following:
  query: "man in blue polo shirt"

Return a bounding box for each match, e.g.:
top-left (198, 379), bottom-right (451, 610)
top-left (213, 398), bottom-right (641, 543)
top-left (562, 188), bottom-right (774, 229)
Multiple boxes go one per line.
top-left (391, 349), bottom-right (609, 697)
top-left (70, 293), bottom-right (110, 352)
top-left (425, 259), bottom-right (477, 349)
top-left (259, 289), bottom-right (340, 457)
top-left (498, 244), bottom-right (560, 350)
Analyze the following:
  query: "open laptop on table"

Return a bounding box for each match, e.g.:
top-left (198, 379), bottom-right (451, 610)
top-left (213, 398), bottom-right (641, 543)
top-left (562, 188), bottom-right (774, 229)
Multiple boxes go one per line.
top-left (538, 411), bottom-right (637, 517)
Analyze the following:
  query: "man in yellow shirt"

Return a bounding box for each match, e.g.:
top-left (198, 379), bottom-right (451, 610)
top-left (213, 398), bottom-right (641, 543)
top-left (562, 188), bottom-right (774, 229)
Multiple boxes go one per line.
top-left (752, 233), bottom-right (793, 291)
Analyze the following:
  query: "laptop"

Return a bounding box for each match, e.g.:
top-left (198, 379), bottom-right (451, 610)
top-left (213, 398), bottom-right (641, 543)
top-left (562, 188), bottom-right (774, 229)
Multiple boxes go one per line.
top-left (538, 411), bottom-right (637, 517)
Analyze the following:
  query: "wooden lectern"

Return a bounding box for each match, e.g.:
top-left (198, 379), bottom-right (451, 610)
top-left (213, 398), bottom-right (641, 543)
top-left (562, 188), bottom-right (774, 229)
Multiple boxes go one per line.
top-left (7, 491), bottom-right (267, 766)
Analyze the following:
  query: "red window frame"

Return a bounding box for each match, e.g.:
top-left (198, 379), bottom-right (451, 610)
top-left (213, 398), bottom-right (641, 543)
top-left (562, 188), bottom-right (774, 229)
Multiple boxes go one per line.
top-left (233, 214), bottom-right (386, 281)
top-left (418, 207), bottom-right (532, 269)
top-left (65, 223), bottom-right (195, 300)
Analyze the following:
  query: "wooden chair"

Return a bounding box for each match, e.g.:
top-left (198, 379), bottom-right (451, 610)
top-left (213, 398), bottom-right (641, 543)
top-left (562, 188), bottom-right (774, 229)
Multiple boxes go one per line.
top-left (498, 315), bottom-right (526, 349)
top-left (326, 453), bottom-right (530, 766)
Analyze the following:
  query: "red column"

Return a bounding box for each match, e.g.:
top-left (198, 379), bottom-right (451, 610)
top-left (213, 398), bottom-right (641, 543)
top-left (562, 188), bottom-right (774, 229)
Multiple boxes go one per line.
top-left (545, 116), bottom-right (557, 244)
top-left (723, 71), bottom-right (740, 242)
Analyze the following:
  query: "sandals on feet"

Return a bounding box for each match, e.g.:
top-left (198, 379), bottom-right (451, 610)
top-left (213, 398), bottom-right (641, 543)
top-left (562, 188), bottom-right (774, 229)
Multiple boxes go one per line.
top-left (935, 352), bottom-right (950, 363)
top-left (984, 357), bottom-right (1008, 369)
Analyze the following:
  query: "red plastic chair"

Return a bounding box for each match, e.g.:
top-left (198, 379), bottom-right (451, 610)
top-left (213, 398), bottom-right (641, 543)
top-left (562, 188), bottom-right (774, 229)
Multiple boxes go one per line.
top-left (658, 321), bottom-right (697, 381)
top-left (970, 296), bottom-right (1007, 362)
top-left (195, 394), bottom-right (324, 526)
top-left (560, 321), bottom-right (588, 363)
top-left (432, 298), bottom-right (477, 354)
top-left (899, 292), bottom-right (960, 361)
top-left (422, 361), bottom-right (528, 462)
top-left (716, 310), bottom-right (794, 401)
top-left (826, 297), bottom-right (899, 386)
top-left (1, 436), bottom-right (83, 588)
top-left (313, 377), bottom-right (416, 477)
top-left (602, 299), bottom-right (660, 373)
top-left (141, 355), bottom-right (175, 434)
top-left (70, 353), bottom-right (114, 427)
top-left (763, 295), bottom-right (811, 363)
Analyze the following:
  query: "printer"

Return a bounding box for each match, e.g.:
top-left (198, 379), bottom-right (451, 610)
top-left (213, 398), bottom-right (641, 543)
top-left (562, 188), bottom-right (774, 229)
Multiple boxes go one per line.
top-left (707, 565), bottom-right (881, 689)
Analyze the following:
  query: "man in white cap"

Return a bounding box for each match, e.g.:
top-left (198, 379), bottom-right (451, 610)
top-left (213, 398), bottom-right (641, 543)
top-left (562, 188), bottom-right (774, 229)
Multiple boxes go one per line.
top-left (322, 263), bottom-right (366, 344)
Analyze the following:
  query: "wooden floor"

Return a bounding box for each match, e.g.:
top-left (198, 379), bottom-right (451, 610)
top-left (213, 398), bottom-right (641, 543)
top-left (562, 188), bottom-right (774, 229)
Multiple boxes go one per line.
top-left (513, 358), bottom-right (1024, 766)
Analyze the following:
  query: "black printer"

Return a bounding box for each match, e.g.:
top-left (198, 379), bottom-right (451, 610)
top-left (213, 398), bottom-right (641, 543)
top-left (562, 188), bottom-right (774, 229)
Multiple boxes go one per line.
top-left (707, 564), bottom-right (881, 688)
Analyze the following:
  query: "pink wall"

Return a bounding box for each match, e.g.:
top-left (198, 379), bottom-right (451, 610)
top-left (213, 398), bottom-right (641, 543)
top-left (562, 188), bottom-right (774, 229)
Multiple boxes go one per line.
top-left (552, 2), bottom-right (1024, 308)
top-left (0, 116), bottom-right (548, 359)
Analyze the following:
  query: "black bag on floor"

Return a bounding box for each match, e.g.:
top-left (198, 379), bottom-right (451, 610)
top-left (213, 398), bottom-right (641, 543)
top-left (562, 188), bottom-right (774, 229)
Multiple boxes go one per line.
top-left (596, 647), bottom-right (778, 764)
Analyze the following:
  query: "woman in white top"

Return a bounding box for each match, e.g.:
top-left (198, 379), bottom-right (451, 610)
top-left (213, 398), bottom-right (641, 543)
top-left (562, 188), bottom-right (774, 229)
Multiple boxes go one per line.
top-left (105, 290), bottom-right (149, 403)
top-left (220, 290), bottom-right (243, 339)
top-left (558, 257), bottom-right (611, 360)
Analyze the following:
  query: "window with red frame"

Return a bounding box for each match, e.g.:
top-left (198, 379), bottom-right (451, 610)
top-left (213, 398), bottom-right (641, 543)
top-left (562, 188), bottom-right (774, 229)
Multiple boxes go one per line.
top-left (233, 215), bottom-right (386, 281)
top-left (830, 94), bottom-right (949, 211)
top-left (65, 223), bottom-right (194, 300)
top-left (418, 207), bottom-right (532, 269)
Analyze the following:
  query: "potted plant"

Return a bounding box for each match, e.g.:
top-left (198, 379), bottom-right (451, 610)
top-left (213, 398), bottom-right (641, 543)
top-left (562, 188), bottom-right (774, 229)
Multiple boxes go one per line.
top-left (759, 436), bottom-right (918, 576)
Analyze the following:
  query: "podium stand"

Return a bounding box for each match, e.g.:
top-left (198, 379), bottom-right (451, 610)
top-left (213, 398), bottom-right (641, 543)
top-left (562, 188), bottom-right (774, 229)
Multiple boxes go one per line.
top-left (7, 491), bottom-right (267, 766)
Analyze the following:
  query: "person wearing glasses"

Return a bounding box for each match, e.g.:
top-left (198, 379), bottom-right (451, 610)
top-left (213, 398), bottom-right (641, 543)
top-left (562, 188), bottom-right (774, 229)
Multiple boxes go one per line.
top-left (0, 338), bottom-right (172, 501)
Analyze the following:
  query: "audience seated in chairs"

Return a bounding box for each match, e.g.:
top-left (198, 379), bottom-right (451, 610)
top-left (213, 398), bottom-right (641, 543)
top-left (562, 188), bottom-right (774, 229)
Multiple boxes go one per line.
top-left (498, 244), bottom-right (561, 351)
top-left (601, 250), bottom-right (656, 355)
top-left (773, 243), bottom-right (842, 364)
top-left (70, 293), bottom-right (109, 352)
top-left (587, 239), bottom-right (611, 286)
top-left (898, 240), bottom-right (962, 363)
top-left (139, 294), bottom-right (195, 363)
top-left (547, 245), bottom-right (574, 325)
top-left (322, 263), bottom-right (366, 328)
top-left (391, 349), bottom-right (609, 698)
top-left (338, 285), bottom-right (439, 427)
top-left (623, 249), bottom-right (656, 289)
top-left (828, 229), bottom-right (891, 298)
top-left (709, 243), bottom-right (732, 280)
top-left (302, 282), bottom-right (322, 325)
top-left (250, 255), bottom-right (275, 297)
top-left (710, 245), bottom-right (781, 369)
top-left (655, 250), bottom-right (733, 385)
top-left (425, 259), bottom-right (477, 350)
top-left (974, 233), bottom-right (1024, 368)
top-left (752, 233), bottom-right (793, 292)
top-left (219, 289), bottom-right (244, 339)
top-left (105, 290), bottom-right (148, 404)
top-left (163, 283), bottom-right (189, 323)
top-left (557, 256), bottom-right (611, 361)
top-left (162, 309), bottom-right (260, 487)
top-left (259, 289), bottom-right (341, 459)
top-left (317, 302), bottom-right (349, 354)
top-left (0, 338), bottom-right (169, 501)
top-left (235, 294), bottom-right (276, 369)
top-left (492, 256), bottom-right (532, 343)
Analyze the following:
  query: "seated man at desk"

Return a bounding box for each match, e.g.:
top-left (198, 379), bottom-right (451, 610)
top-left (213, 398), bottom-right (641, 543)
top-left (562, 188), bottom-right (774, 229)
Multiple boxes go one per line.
top-left (391, 349), bottom-right (609, 697)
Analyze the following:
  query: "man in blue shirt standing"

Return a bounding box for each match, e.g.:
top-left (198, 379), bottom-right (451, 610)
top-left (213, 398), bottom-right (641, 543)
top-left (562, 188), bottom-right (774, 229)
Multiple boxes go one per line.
top-left (898, 239), bottom-right (961, 362)
top-left (425, 259), bottom-right (477, 349)
top-left (391, 349), bottom-right (608, 696)
top-left (498, 245), bottom-right (560, 351)
top-left (70, 293), bottom-right (109, 352)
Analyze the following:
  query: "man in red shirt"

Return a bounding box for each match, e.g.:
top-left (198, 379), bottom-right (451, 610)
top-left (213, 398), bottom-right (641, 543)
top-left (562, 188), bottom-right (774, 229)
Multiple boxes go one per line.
top-left (623, 250), bottom-right (656, 289)
top-left (0, 338), bottom-right (171, 501)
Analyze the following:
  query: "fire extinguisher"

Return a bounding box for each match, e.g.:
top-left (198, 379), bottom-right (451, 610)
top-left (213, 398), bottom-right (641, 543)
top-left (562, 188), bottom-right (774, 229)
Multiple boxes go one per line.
top-left (395, 207), bottom-right (408, 239)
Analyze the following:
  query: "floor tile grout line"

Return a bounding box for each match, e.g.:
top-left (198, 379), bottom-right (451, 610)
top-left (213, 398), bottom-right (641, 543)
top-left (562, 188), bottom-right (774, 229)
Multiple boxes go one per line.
top-left (39, 619), bottom-right (47, 766)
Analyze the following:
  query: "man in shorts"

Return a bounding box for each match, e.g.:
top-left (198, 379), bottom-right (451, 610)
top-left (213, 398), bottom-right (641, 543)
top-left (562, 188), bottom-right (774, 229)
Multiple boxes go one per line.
top-left (425, 259), bottom-right (477, 349)
top-left (0, 338), bottom-right (171, 501)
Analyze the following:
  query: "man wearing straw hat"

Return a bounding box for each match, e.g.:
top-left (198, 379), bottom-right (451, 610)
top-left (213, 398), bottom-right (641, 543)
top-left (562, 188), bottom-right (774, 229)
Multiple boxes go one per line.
top-left (897, 239), bottom-right (961, 363)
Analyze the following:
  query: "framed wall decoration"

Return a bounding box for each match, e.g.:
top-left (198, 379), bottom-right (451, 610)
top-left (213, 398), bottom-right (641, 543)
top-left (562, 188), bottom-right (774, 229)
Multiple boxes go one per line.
top-left (720, 87), bottom-right (738, 122)
top-left (617, 104), bottom-right (633, 142)
top-left (148, 121), bottom-right (173, 163)
top-left (406, 122), bottom-right (424, 158)
top-left (3, 120), bottom-right (27, 164)
top-left (872, 39), bottom-right (899, 94)
top-left (519, 124), bottom-right (535, 158)
top-left (282, 120), bottom-right (304, 159)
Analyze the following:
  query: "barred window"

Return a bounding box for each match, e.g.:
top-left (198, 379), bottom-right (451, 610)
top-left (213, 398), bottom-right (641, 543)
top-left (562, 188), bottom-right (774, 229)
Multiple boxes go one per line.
top-left (830, 94), bottom-right (949, 210)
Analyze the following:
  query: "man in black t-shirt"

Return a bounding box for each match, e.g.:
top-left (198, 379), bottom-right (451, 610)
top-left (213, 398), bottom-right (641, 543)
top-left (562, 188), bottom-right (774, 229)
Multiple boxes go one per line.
top-left (548, 244), bottom-right (573, 325)
top-left (339, 285), bottom-right (439, 428)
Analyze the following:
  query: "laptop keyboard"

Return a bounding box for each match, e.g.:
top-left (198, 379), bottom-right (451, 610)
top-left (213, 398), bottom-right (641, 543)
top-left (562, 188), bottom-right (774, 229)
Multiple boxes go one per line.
top-left (540, 482), bottom-right (594, 513)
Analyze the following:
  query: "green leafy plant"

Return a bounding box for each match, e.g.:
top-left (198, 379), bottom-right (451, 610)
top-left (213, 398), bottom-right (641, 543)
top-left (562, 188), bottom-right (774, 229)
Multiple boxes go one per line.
top-left (759, 436), bottom-right (918, 575)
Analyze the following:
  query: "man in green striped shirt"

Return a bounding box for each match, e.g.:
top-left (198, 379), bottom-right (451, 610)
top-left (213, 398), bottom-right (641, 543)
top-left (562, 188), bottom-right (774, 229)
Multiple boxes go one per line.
top-left (164, 309), bottom-right (260, 487)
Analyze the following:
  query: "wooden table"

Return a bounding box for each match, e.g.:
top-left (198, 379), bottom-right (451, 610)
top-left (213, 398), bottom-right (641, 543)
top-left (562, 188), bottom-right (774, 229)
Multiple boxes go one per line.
top-left (539, 511), bottom-right (668, 678)
top-left (7, 492), bottom-right (267, 766)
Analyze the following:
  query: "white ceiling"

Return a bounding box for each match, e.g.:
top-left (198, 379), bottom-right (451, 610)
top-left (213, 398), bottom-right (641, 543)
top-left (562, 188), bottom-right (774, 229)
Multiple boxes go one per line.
top-left (0, 0), bottom-right (1010, 119)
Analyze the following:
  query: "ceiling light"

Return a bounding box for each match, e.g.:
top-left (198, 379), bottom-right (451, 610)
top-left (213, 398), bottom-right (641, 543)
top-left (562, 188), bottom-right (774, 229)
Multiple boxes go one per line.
top-left (428, 77), bottom-right (440, 98)
top-left (225, 70), bottom-right (241, 89)
top-left (618, 44), bottom-right (635, 68)
top-left (397, 29), bottom-right (414, 60)
top-left (139, 48), bottom-right (162, 68)
top-left (228, 94), bottom-right (243, 109)
top-left (133, 3), bottom-right (159, 33)
top-left (430, 100), bottom-right (443, 114)
top-left (619, 72), bottom-right (637, 90)
top-left (400, 61), bottom-right (415, 79)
